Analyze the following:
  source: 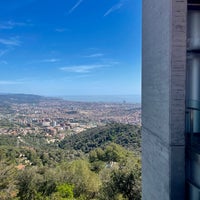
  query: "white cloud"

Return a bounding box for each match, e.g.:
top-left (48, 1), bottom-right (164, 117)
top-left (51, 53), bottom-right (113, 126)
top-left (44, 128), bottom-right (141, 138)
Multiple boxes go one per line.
top-left (0, 80), bottom-right (23, 85)
top-left (60, 64), bottom-right (107, 73)
top-left (0, 49), bottom-right (9, 57)
top-left (68, 0), bottom-right (83, 14)
top-left (107, 61), bottom-right (120, 65)
top-left (0, 37), bottom-right (21, 46)
top-left (88, 47), bottom-right (99, 51)
top-left (0, 21), bottom-right (27, 30)
top-left (104, 1), bottom-right (124, 17)
top-left (83, 53), bottom-right (104, 58)
top-left (55, 28), bottom-right (69, 32)
top-left (42, 58), bottom-right (60, 63)
top-left (27, 58), bottom-right (60, 65)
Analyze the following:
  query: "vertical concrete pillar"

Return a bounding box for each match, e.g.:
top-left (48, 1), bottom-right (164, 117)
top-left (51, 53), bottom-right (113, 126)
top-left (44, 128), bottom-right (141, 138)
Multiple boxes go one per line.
top-left (142, 0), bottom-right (187, 199)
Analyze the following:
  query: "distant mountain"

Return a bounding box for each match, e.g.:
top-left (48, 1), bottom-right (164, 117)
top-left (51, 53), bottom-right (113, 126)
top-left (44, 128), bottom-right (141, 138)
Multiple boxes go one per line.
top-left (0, 93), bottom-right (53, 104)
top-left (59, 123), bottom-right (141, 153)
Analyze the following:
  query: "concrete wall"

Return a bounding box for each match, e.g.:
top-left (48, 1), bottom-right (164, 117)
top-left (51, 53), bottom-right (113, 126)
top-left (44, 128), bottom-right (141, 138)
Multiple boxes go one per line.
top-left (142, 0), bottom-right (187, 199)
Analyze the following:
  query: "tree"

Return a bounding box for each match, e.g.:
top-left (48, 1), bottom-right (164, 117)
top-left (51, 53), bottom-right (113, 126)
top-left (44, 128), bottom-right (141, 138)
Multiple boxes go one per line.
top-left (0, 161), bottom-right (18, 200)
top-left (50, 184), bottom-right (74, 200)
top-left (99, 155), bottom-right (141, 200)
top-left (110, 169), bottom-right (141, 200)
top-left (17, 167), bottom-right (43, 200)
top-left (58, 160), bottom-right (101, 199)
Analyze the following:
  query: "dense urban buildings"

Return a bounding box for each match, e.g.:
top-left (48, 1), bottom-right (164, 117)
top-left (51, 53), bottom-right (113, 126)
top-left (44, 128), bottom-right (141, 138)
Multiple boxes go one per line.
top-left (0, 94), bottom-right (141, 142)
top-left (142, 0), bottom-right (200, 199)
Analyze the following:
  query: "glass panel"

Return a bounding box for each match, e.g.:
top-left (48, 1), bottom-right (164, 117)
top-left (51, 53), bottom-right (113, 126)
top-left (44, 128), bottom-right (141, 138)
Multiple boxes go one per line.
top-left (188, 10), bottom-right (200, 50)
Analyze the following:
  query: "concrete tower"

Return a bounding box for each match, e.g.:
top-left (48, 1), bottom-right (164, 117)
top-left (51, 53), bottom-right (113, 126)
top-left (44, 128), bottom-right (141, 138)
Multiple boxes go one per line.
top-left (142, 0), bottom-right (200, 199)
top-left (142, 0), bottom-right (187, 199)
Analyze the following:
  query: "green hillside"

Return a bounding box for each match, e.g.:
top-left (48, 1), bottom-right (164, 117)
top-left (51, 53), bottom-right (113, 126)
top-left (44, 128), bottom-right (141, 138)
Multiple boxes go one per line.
top-left (59, 123), bottom-right (141, 153)
top-left (0, 123), bottom-right (141, 200)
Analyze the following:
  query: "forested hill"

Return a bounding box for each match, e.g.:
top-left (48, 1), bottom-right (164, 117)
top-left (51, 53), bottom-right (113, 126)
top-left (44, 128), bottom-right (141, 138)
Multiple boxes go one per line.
top-left (0, 123), bottom-right (141, 199)
top-left (59, 123), bottom-right (141, 153)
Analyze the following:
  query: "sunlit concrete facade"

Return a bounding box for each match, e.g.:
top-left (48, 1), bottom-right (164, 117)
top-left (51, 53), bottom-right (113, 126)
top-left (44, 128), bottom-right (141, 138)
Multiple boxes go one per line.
top-left (142, 0), bottom-right (187, 199)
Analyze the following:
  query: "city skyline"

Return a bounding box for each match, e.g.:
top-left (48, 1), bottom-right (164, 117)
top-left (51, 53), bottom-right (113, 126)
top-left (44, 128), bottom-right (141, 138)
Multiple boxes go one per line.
top-left (0, 0), bottom-right (141, 96)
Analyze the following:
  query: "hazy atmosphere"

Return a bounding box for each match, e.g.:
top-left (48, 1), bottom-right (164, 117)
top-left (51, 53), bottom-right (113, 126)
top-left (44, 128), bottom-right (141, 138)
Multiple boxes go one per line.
top-left (0, 0), bottom-right (141, 96)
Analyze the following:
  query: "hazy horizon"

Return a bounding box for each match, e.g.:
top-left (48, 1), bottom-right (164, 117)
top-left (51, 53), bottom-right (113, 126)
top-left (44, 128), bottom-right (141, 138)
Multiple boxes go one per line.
top-left (0, 92), bottom-right (141, 103)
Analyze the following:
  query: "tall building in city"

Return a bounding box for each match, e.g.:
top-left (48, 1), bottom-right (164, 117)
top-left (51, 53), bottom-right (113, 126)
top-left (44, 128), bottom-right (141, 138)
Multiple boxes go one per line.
top-left (142, 0), bottom-right (200, 199)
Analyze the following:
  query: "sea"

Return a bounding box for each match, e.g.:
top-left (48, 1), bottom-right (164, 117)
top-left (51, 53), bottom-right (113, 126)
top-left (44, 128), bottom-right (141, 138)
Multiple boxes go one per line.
top-left (59, 95), bottom-right (141, 104)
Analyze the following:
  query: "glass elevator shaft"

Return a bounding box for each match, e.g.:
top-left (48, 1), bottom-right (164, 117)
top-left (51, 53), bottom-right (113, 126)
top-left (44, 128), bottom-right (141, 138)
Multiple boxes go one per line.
top-left (186, 2), bottom-right (200, 199)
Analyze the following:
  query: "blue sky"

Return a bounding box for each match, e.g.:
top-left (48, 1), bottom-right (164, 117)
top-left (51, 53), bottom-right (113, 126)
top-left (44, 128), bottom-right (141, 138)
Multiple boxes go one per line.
top-left (0, 0), bottom-right (141, 96)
